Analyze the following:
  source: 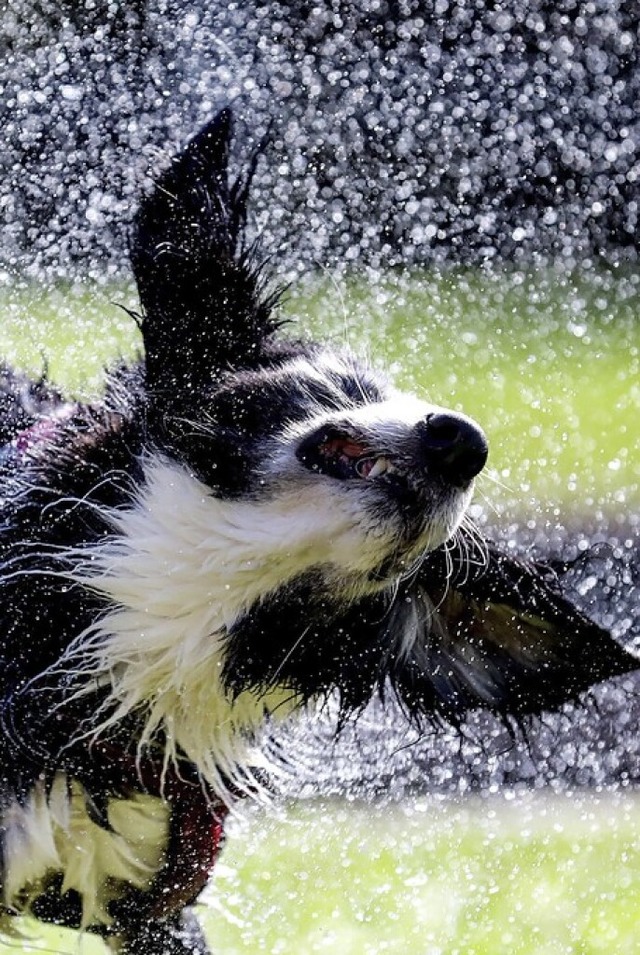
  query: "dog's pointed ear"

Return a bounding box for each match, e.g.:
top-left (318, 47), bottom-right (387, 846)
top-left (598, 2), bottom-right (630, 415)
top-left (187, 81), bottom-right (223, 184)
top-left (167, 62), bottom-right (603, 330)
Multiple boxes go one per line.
top-left (390, 538), bottom-right (638, 721)
top-left (131, 108), bottom-right (281, 404)
top-left (223, 537), bottom-right (637, 727)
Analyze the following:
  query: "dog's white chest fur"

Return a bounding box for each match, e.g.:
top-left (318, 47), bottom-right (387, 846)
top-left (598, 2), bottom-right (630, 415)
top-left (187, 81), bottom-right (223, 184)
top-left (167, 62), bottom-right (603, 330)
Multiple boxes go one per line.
top-left (1, 775), bottom-right (168, 928)
top-left (61, 455), bottom-right (388, 799)
top-left (4, 456), bottom-right (362, 926)
top-left (0, 425), bottom-right (406, 926)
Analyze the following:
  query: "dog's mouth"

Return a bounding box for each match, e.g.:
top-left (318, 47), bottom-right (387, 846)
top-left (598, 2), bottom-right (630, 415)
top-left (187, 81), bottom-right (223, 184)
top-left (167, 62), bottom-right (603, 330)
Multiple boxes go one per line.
top-left (297, 411), bottom-right (488, 496)
top-left (297, 427), bottom-right (402, 484)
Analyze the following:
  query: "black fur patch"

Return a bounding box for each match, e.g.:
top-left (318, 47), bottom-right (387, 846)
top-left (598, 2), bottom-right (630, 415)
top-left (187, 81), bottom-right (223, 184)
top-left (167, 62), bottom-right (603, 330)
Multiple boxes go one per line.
top-left (223, 538), bottom-right (634, 724)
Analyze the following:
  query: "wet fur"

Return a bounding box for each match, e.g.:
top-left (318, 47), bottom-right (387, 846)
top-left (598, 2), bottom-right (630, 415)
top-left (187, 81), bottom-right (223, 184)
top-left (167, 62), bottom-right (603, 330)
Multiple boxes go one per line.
top-left (0, 110), bottom-right (635, 953)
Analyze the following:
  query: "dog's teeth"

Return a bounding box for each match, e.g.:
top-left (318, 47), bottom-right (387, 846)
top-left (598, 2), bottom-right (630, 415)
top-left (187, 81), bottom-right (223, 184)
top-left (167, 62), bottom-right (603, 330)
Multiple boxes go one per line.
top-left (367, 457), bottom-right (389, 479)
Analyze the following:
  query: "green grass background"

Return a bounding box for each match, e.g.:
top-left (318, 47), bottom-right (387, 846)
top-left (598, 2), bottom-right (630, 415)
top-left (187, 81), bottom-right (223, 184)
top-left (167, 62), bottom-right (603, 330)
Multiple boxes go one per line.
top-left (0, 265), bottom-right (638, 952)
top-left (7, 794), bottom-right (640, 954)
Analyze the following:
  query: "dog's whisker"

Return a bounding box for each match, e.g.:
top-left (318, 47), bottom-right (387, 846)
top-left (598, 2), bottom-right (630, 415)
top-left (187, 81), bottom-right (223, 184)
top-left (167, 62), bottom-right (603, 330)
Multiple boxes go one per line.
top-left (268, 629), bottom-right (311, 687)
top-left (479, 468), bottom-right (515, 494)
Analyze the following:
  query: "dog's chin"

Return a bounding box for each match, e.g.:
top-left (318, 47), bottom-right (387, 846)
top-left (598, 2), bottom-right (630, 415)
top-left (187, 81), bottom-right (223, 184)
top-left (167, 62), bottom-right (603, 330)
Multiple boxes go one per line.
top-left (332, 481), bottom-right (475, 595)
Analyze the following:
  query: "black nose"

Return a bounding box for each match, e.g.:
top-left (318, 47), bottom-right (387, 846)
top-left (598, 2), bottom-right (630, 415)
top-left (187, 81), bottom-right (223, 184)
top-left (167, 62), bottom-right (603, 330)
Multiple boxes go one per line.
top-left (416, 412), bottom-right (488, 486)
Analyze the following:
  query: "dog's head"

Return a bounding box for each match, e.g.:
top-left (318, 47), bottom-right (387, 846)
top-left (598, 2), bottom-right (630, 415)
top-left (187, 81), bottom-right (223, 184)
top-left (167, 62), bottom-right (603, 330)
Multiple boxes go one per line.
top-left (120, 109), bottom-right (635, 742)
top-left (131, 110), bottom-right (487, 599)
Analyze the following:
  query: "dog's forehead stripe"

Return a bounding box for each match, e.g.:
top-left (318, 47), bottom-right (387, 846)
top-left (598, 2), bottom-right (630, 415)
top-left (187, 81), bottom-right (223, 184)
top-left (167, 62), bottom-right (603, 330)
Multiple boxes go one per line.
top-left (278, 352), bottom-right (385, 403)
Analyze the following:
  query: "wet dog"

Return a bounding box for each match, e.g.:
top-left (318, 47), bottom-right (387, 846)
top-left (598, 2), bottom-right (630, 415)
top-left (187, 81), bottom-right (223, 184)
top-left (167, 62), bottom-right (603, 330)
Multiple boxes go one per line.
top-left (0, 109), bottom-right (635, 953)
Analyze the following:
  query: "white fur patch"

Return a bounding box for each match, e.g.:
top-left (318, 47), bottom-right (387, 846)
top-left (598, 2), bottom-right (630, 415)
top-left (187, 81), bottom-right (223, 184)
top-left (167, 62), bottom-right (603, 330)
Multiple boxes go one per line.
top-left (55, 381), bottom-right (473, 803)
top-left (1, 774), bottom-right (168, 928)
top-left (59, 456), bottom-right (401, 802)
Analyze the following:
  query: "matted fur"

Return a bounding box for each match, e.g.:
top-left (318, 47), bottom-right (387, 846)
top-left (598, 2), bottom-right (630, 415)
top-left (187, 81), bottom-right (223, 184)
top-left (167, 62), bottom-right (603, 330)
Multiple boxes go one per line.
top-left (0, 109), bottom-right (635, 954)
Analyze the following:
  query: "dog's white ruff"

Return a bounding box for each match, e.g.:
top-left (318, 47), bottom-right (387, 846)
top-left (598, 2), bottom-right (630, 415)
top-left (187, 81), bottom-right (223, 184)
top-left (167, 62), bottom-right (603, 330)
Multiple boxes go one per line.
top-left (57, 455), bottom-right (407, 800)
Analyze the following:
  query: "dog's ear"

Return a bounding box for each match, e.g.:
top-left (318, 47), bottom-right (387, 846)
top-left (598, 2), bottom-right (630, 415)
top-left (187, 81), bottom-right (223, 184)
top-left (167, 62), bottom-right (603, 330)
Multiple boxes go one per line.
top-left (388, 539), bottom-right (638, 722)
top-left (131, 108), bottom-right (281, 403)
top-left (223, 538), bottom-right (637, 725)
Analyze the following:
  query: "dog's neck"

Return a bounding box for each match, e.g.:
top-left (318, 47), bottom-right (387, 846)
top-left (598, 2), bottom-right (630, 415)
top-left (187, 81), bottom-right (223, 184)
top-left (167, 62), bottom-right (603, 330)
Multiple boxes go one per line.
top-left (57, 455), bottom-right (390, 801)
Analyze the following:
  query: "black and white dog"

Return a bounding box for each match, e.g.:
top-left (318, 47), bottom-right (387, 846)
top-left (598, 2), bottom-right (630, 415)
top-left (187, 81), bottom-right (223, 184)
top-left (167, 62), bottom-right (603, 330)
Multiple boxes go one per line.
top-left (0, 109), bottom-right (636, 953)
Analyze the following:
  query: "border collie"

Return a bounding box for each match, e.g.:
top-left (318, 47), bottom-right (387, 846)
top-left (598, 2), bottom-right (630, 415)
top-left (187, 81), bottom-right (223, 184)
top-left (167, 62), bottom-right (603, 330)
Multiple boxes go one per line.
top-left (0, 109), bottom-right (636, 954)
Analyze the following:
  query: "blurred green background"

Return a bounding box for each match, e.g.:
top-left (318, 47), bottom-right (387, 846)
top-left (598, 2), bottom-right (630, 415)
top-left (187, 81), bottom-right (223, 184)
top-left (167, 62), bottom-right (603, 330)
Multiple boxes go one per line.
top-left (7, 793), bottom-right (640, 954)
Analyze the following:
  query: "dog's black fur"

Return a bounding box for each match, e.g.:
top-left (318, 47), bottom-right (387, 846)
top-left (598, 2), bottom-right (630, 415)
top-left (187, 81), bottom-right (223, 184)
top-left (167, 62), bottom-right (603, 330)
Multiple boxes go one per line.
top-left (0, 110), bottom-right (636, 953)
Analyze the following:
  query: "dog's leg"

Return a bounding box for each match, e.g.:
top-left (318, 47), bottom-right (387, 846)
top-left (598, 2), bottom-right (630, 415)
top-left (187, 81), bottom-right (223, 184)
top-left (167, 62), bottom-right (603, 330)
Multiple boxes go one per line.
top-left (114, 909), bottom-right (210, 955)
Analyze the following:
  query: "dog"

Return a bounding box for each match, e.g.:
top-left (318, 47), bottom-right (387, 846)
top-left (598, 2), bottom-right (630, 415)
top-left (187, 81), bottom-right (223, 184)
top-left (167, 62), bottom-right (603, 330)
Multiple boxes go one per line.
top-left (0, 108), bottom-right (636, 954)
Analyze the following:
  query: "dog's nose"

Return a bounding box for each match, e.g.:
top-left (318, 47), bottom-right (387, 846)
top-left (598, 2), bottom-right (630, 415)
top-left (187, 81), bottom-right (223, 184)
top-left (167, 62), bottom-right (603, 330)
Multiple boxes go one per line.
top-left (415, 412), bottom-right (488, 486)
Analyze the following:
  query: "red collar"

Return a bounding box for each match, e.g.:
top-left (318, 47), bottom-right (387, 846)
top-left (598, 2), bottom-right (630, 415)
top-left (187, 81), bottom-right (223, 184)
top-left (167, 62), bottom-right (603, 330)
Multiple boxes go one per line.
top-left (87, 737), bottom-right (236, 919)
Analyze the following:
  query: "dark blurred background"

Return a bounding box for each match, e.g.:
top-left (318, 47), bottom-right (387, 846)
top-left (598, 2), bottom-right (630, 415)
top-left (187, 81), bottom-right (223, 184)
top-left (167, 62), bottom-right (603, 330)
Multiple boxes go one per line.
top-left (1, 0), bottom-right (638, 277)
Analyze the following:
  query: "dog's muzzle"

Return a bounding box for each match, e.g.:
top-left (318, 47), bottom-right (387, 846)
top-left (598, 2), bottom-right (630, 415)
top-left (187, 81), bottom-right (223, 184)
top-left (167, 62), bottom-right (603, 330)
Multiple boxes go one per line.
top-left (296, 409), bottom-right (487, 491)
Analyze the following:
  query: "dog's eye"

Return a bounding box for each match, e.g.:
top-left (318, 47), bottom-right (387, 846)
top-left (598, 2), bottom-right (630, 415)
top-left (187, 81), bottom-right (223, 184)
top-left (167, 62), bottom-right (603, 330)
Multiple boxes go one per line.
top-left (296, 426), bottom-right (393, 482)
